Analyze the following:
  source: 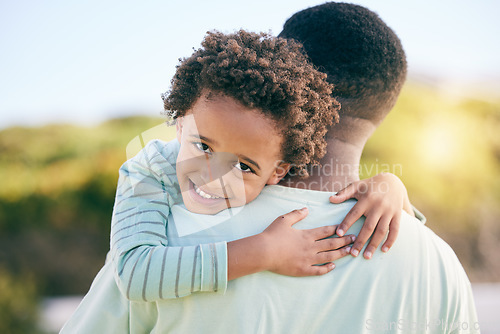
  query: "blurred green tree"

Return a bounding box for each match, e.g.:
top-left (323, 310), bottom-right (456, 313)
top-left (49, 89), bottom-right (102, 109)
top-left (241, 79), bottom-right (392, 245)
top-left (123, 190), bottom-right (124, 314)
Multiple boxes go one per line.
top-left (0, 269), bottom-right (41, 334)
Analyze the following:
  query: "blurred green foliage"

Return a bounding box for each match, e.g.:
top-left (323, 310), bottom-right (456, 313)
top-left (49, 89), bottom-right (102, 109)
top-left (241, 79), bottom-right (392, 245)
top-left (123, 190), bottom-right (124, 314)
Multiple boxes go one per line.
top-left (0, 84), bottom-right (499, 321)
top-left (0, 117), bottom-right (173, 297)
top-left (0, 269), bottom-right (40, 334)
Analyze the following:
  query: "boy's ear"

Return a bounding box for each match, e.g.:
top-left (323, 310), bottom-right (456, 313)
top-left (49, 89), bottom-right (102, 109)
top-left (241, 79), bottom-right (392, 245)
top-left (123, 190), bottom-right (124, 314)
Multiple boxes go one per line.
top-left (176, 118), bottom-right (183, 142)
top-left (266, 162), bottom-right (291, 185)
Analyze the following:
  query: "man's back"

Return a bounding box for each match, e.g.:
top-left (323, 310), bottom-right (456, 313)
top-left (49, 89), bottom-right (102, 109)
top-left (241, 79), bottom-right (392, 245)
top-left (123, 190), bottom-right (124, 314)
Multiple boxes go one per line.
top-left (135, 185), bottom-right (479, 333)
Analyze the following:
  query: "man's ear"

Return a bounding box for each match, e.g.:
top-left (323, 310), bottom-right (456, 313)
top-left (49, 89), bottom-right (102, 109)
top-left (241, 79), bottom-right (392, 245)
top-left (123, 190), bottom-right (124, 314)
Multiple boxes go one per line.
top-left (176, 118), bottom-right (183, 142)
top-left (266, 162), bottom-right (291, 185)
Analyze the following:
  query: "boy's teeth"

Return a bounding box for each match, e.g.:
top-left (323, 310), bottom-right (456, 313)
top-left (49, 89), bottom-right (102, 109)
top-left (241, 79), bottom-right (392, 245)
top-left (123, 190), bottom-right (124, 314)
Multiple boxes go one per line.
top-left (194, 184), bottom-right (221, 199)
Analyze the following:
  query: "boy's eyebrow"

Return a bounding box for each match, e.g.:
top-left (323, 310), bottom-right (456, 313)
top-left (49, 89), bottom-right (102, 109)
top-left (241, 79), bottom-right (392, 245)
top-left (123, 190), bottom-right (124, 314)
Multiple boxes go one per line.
top-left (191, 134), bottom-right (261, 171)
top-left (238, 155), bottom-right (261, 171)
top-left (190, 134), bottom-right (217, 145)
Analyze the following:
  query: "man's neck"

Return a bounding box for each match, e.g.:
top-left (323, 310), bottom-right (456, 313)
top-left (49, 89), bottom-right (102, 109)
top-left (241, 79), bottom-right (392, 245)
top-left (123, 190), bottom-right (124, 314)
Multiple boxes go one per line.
top-left (280, 140), bottom-right (362, 192)
top-left (279, 116), bottom-right (376, 193)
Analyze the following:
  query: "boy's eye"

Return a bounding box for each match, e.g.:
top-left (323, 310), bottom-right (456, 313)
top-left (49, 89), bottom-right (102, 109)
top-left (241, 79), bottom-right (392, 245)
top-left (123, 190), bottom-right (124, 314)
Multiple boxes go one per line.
top-left (194, 142), bottom-right (211, 153)
top-left (234, 162), bottom-right (254, 174)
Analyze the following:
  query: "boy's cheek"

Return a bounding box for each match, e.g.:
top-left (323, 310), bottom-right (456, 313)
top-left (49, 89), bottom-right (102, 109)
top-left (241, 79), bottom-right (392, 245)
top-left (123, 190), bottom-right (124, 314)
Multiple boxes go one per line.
top-left (241, 183), bottom-right (266, 205)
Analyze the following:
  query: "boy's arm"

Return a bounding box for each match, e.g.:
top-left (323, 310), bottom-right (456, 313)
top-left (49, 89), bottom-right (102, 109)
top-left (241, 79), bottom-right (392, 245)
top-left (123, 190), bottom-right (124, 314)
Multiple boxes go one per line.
top-left (112, 142), bottom-right (354, 301)
top-left (113, 141), bottom-right (354, 300)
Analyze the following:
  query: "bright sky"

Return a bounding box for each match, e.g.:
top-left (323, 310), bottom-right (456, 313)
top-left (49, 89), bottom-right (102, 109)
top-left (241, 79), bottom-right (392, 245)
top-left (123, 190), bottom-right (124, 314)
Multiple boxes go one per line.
top-left (1, 0), bottom-right (499, 129)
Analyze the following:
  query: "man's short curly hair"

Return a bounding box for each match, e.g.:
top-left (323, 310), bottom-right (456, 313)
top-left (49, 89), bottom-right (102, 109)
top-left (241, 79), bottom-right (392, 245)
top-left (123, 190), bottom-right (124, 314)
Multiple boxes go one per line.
top-left (162, 30), bottom-right (340, 175)
top-left (279, 2), bottom-right (407, 125)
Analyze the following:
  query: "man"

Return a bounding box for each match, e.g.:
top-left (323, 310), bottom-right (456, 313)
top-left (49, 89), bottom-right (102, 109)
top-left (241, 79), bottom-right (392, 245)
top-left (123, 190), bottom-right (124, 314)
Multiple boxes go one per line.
top-left (144, 3), bottom-right (478, 333)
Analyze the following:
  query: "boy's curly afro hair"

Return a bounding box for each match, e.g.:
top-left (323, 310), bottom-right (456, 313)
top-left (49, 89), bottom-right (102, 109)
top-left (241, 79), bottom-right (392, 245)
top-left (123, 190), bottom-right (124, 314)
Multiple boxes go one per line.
top-left (162, 29), bottom-right (340, 175)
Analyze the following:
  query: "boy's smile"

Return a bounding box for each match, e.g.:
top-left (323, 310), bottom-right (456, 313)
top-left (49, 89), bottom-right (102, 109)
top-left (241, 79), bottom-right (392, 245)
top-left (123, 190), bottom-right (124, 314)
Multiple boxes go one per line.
top-left (176, 91), bottom-right (290, 215)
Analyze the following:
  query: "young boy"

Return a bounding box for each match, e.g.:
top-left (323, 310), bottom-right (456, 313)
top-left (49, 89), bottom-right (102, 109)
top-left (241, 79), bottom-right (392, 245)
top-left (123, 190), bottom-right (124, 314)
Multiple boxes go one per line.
top-left (110, 30), bottom-right (413, 302)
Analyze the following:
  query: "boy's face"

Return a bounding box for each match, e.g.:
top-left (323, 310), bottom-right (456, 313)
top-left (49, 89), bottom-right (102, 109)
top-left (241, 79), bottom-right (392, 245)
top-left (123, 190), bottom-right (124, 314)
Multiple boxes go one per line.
top-left (176, 92), bottom-right (289, 215)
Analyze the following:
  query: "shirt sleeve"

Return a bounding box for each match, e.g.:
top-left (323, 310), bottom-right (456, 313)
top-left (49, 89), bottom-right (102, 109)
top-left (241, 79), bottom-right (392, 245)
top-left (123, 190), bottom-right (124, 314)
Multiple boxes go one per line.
top-left (110, 140), bottom-right (227, 301)
top-left (412, 205), bottom-right (427, 224)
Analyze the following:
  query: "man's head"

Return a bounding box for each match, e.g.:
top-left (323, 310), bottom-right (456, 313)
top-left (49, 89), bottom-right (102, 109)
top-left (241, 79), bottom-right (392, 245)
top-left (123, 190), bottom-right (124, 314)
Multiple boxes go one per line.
top-left (278, 2), bottom-right (407, 126)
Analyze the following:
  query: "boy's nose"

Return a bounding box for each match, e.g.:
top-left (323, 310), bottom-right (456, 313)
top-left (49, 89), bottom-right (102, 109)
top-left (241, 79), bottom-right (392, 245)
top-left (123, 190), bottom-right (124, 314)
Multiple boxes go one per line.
top-left (199, 152), bottom-right (238, 184)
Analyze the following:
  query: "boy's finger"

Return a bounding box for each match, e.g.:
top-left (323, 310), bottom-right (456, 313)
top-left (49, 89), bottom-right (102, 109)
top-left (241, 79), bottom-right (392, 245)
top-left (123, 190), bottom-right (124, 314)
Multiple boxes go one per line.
top-left (349, 214), bottom-right (379, 257)
top-left (363, 215), bottom-right (391, 259)
top-left (329, 183), bottom-right (356, 203)
top-left (281, 207), bottom-right (309, 226)
top-left (382, 216), bottom-right (400, 252)
top-left (315, 234), bottom-right (355, 252)
top-left (336, 201), bottom-right (368, 236)
top-left (317, 245), bottom-right (352, 263)
top-left (309, 225), bottom-right (338, 240)
top-left (303, 263), bottom-right (336, 277)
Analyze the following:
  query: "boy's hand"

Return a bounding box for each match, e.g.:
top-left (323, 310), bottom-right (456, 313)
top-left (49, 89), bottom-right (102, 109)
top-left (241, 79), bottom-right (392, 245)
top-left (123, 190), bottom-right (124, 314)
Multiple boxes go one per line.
top-left (329, 173), bottom-right (412, 260)
top-left (260, 207), bottom-right (355, 276)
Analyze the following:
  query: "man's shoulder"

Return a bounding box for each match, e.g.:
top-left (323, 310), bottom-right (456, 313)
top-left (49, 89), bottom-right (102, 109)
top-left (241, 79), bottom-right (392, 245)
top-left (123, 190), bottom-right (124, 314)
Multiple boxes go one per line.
top-left (247, 185), bottom-right (471, 292)
top-left (168, 185), bottom-right (478, 333)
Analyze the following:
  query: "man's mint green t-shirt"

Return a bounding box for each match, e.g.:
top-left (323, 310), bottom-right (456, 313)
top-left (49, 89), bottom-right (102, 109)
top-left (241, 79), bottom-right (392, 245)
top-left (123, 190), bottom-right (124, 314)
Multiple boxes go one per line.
top-left (135, 185), bottom-right (478, 333)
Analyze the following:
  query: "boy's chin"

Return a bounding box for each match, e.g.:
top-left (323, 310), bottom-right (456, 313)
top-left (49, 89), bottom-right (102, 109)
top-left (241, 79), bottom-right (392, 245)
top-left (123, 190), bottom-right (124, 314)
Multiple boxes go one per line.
top-left (181, 194), bottom-right (245, 215)
top-left (185, 203), bottom-right (227, 215)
